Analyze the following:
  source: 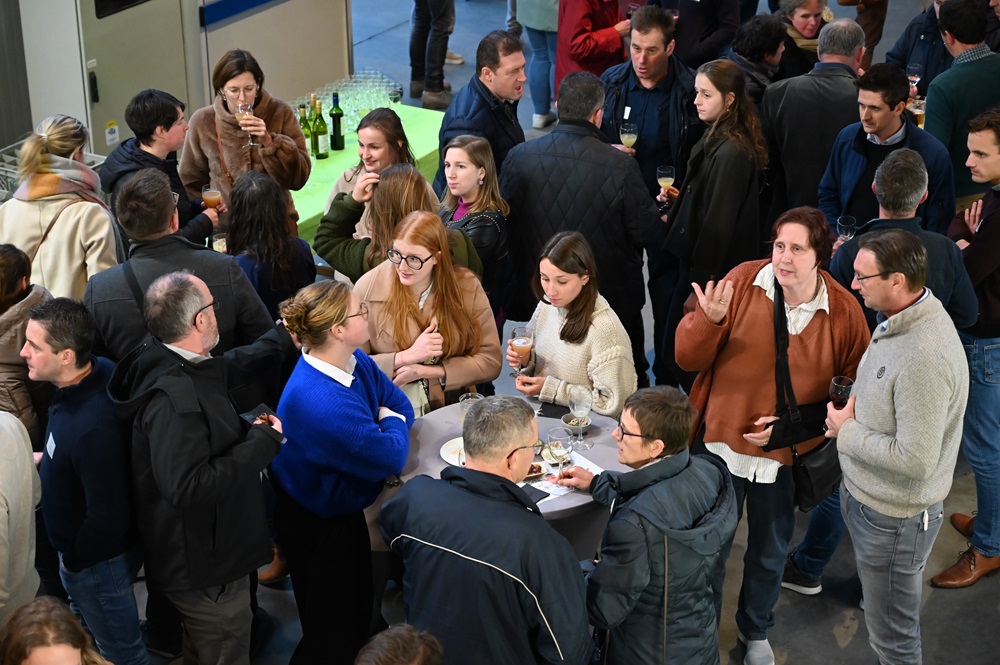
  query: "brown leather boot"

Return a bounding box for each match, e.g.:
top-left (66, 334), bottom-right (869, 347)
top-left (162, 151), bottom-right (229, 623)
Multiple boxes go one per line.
top-left (950, 513), bottom-right (975, 539)
top-left (930, 546), bottom-right (1000, 588)
top-left (258, 543), bottom-right (288, 586)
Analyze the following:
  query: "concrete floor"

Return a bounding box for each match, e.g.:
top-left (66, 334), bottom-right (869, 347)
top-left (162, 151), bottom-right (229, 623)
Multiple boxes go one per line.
top-left (141, 1), bottom-right (999, 663)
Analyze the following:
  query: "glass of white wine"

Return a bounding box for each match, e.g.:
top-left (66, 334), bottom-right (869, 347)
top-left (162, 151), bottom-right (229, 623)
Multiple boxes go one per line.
top-left (234, 101), bottom-right (258, 148)
top-left (567, 385), bottom-right (593, 450)
top-left (547, 427), bottom-right (574, 478)
top-left (619, 123), bottom-right (638, 149)
top-left (656, 165), bottom-right (675, 191)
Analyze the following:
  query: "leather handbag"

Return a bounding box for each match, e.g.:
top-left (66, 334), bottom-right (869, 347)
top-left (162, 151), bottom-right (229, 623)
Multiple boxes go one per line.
top-left (770, 284), bottom-right (842, 512)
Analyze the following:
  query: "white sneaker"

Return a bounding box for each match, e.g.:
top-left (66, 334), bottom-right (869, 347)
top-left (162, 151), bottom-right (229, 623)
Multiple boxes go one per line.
top-left (532, 112), bottom-right (557, 129)
top-left (739, 633), bottom-right (775, 665)
top-left (445, 50), bottom-right (464, 65)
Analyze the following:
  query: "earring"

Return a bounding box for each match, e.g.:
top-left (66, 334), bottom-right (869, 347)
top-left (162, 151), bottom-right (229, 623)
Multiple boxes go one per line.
top-left (478, 178), bottom-right (484, 186)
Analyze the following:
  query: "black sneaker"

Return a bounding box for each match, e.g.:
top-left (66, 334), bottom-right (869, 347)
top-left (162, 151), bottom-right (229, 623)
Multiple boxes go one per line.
top-left (781, 552), bottom-right (822, 595)
top-left (140, 619), bottom-right (182, 659)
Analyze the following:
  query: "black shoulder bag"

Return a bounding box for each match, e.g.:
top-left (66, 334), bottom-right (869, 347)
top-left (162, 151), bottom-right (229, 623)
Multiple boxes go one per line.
top-left (769, 285), bottom-right (842, 512)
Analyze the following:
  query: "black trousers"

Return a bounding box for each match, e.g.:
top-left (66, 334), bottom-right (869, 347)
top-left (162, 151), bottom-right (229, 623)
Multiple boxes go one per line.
top-left (274, 481), bottom-right (373, 665)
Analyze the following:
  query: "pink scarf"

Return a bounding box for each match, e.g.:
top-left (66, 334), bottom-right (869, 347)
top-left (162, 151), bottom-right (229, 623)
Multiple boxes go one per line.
top-left (13, 155), bottom-right (107, 208)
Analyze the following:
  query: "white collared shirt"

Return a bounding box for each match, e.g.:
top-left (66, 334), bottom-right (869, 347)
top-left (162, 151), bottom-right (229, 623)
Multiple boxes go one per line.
top-left (302, 350), bottom-right (405, 422)
top-left (163, 343), bottom-right (209, 364)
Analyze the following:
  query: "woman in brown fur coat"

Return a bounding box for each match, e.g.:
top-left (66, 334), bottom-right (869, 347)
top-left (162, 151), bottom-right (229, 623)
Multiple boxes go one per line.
top-left (180, 49), bottom-right (311, 235)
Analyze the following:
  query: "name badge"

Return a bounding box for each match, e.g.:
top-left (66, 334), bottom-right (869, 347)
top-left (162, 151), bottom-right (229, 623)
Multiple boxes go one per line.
top-left (624, 106), bottom-right (631, 120)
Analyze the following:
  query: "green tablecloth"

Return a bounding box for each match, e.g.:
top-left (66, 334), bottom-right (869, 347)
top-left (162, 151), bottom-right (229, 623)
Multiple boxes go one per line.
top-left (292, 105), bottom-right (444, 244)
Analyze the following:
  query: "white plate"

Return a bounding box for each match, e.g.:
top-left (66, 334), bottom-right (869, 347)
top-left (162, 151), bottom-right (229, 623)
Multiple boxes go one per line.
top-left (440, 437), bottom-right (464, 466)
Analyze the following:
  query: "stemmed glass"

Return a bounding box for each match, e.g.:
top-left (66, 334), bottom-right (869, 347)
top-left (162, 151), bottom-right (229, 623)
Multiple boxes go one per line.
top-left (906, 63), bottom-right (923, 97)
top-left (201, 185), bottom-right (221, 209)
top-left (509, 326), bottom-right (533, 378)
top-left (547, 427), bottom-right (574, 478)
top-left (234, 101), bottom-right (258, 148)
top-left (567, 385), bottom-right (593, 450)
top-left (837, 215), bottom-right (857, 241)
top-left (656, 165), bottom-right (675, 191)
top-left (619, 123), bottom-right (638, 149)
top-left (829, 376), bottom-right (854, 410)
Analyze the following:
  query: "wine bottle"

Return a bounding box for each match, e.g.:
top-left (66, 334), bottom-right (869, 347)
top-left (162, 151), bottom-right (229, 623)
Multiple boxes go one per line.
top-left (298, 104), bottom-right (312, 146)
top-left (330, 93), bottom-right (345, 151)
top-left (308, 94), bottom-right (319, 157)
top-left (313, 100), bottom-right (330, 159)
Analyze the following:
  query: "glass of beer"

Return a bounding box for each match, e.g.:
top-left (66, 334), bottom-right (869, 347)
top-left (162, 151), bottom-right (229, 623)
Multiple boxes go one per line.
top-left (509, 326), bottom-right (533, 378)
top-left (202, 185), bottom-right (222, 209)
top-left (829, 376), bottom-right (854, 410)
top-left (619, 123), bottom-right (638, 149)
top-left (234, 101), bottom-right (258, 147)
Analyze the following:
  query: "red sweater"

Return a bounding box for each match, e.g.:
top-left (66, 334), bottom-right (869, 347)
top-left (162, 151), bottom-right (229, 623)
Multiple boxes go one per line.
top-left (675, 260), bottom-right (870, 465)
top-left (555, 0), bottom-right (625, 94)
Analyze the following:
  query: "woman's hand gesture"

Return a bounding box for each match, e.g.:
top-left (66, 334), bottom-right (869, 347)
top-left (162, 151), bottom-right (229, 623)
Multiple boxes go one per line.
top-left (351, 172), bottom-right (380, 203)
top-left (515, 374), bottom-right (544, 397)
top-left (400, 322), bottom-right (443, 366)
top-left (691, 279), bottom-right (734, 324)
top-left (506, 340), bottom-right (525, 369)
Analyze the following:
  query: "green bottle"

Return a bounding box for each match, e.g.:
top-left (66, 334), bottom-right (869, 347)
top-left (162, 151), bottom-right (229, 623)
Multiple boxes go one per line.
top-left (298, 104), bottom-right (312, 147)
top-left (330, 93), bottom-right (345, 151)
top-left (312, 100), bottom-right (330, 159)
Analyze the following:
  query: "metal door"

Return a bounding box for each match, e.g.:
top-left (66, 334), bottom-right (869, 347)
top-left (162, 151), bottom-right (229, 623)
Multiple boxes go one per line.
top-left (78, 0), bottom-right (187, 154)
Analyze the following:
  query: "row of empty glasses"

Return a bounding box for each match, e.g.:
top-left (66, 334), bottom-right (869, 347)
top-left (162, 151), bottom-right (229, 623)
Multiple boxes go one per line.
top-left (293, 68), bottom-right (404, 128)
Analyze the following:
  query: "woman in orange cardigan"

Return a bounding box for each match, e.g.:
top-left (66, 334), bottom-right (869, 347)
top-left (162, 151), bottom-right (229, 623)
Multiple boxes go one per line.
top-left (675, 206), bottom-right (869, 663)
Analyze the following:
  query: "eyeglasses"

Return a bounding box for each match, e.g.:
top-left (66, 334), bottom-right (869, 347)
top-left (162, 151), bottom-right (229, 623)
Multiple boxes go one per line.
top-left (616, 421), bottom-right (655, 439)
top-left (853, 271), bottom-right (890, 283)
top-left (345, 301), bottom-right (369, 320)
top-left (193, 299), bottom-right (220, 325)
top-left (387, 248), bottom-right (434, 270)
top-left (505, 440), bottom-right (544, 461)
top-left (224, 84), bottom-right (258, 98)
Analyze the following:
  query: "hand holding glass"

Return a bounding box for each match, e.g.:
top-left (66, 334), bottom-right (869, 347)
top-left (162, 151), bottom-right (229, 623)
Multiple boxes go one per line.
top-left (830, 376), bottom-right (853, 410)
top-left (509, 326), bottom-right (533, 378)
top-left (234, 101), bottom-right (258, 147)
top-left (619, 123), bottom-right (638, 149)
top-left (202, 185), bottom-right (222, 209)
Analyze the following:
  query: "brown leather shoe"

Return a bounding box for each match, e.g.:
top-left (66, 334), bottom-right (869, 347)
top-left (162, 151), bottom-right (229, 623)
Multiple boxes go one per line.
top-left (930, 546), bottom-right (1000, 588)
top-left (950, 513), bottom-right (975, 539)
top-left (258, 544), bottom-right (288, 586)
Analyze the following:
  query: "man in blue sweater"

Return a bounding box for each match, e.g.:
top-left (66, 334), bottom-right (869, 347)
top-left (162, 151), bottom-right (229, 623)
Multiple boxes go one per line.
top-left (22, 298), bottom-right (147, 665)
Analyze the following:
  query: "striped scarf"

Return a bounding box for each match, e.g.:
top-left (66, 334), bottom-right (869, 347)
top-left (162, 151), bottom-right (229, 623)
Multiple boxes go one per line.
top-left (13, 154), bottom-right (107, 208)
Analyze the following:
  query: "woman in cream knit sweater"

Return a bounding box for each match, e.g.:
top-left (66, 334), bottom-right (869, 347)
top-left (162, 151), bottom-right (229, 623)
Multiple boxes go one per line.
top-left (507, 232), bottom-right (636, 418)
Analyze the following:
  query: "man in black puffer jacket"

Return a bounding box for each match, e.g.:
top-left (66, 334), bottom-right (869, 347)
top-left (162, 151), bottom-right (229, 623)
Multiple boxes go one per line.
top-left (500, 72), bottom-right (661, 381)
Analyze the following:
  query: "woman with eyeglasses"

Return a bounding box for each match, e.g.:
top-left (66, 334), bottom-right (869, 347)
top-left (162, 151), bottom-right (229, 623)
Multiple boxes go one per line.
top-left (0, 115), bottom-right (118, 300)
top-left (272, 279), bottom-right (413, 665)
top-left (506, 232), bottom-right (635, 418)
top-left (673, 207), bottom-right (868, 663)
top-left (179, 49), bottom-right (310, 233)
top-left (314, 163), bottom-right (481, 284)
top-left (353, 210), bottom-right (502, 414)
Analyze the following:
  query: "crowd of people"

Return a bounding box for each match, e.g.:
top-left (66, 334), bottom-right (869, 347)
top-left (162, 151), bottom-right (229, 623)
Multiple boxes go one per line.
top-left (2, 1), bottom-right (1000, 664)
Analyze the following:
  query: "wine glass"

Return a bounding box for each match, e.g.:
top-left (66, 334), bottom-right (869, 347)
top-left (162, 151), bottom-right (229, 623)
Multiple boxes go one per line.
top-left (619, 123), bottom-right (638, 149)
top-left (567, 385), bottom-right (593, 450)
top-left (509, 326), bottom-right (533, 378)
top-left (626, 2), bottom-right (641, 18)
top-left (837, 215), bottom-right (857, 241)
top-left (906, 63), bottom-right (923, 97)
top-left (656, 165), bottom-right (675, 192)
top-left (201, 185), bottom-right (222, 209)
top-left (234, 101), bottom-right (258, 147)
top-left (829, 376), bottom-right (854, 410)
top-left (459, 392), bottom-right (484, 426)
top-left (547, 427), bottom-right (574, 478)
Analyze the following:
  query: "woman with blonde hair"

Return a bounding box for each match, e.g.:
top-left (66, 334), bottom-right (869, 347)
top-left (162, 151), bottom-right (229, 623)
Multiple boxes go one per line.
top-left (440, 135), bottom-right (509, 322)
top-left (0, 596), bottom-right (108, 665)
top-left (273, 279), bottom-right (413, 665)
top-left (0, 115), bottom-right (117, 300)
top-left (314, 163), bottom-right (481, 283)
top-left (507, 232), bottom-right (636, 418)
top-left (354, 210), bottom-right (502, 413)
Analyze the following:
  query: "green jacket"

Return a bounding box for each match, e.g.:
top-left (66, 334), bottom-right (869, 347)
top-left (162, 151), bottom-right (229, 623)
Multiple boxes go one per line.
top-left (313, 193), bottom-right (482, 283)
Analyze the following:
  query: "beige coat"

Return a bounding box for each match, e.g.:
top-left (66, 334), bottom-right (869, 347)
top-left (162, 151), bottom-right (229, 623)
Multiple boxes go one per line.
top-left (0, 412), bottom-right (41, 627)
top-left (179, 90), bottom-right (311, 232)
top-left (0, 195), bottom-right (117, 300)
top-left (354, 260), bottom-right (502, 410)
top-left (0, 285), bottom-right (52, 447)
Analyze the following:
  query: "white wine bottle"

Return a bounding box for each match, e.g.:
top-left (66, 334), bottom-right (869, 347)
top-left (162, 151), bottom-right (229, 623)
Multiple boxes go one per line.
top-left (312, 100), bottom-right (330, 159)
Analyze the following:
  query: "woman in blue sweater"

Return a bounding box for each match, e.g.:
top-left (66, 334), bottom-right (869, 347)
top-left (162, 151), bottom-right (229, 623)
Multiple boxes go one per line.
top-left (272, 279), bottom-right (413, 665)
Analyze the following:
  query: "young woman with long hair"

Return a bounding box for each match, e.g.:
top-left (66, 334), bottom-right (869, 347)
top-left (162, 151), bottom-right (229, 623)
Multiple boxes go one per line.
top-left (440, 135), bottom-right (510, 322)
top-left (314, 163), bottom-right (481, 283)
top-left (226, 171), bottom-right (316, 319)
top-left (325, 108), bottom-right (421, 237)
top-left (353, 211), bottom-right (502, 413)
top-left (660, 58), bottom-right (768, 390)
top-left (506, 232), bottom-right (636, 417)
top-left (0, 596), bottom-right (108, 665)
top-left (0, 115), bottom-right (118, 300)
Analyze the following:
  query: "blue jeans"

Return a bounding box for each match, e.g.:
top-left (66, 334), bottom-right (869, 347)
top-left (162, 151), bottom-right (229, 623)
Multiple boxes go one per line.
top-left (791, 485), bottom-right (847, 579)
top-left (711, 459), bottom-right (796, 641)
top-left (959, 330), bottom-right (1000, 557)
top-left (524, 27), bottom-right (556, 115)
top-left (841, 484), bottom-right (942, 665)
top-left (59, 548), bottom-right (148, 665)
top-left (410, 0), bottom-right (455, 91)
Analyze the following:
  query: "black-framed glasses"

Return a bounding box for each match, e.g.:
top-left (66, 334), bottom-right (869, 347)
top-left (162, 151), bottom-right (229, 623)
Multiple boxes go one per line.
top-left (616, 421), bottom-right (655, 439)
top-left (193, 299), bottom-right (220, 325)
top-left (387, 247), bottom-right (434, 270)
top-left (505, 440), bottom-right (544, 461)
top-left (853, 271), bottom-right (890, 283)
top-left (346, 301), bottom-right (369, 320)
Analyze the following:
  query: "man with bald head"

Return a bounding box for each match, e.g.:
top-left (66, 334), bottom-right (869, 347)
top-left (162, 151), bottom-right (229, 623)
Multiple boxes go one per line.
top-left (109, 271), bottom-right (292, 665)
